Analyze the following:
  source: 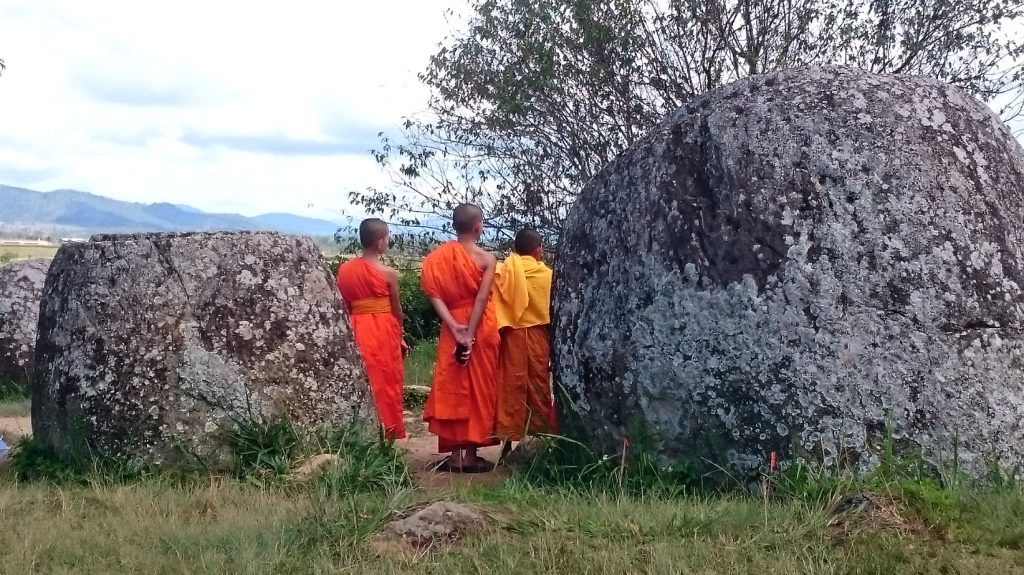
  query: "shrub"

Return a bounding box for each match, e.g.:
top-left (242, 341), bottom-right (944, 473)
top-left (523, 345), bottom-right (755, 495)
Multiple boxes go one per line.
top-left (398, 268), bottom-right (439, 344)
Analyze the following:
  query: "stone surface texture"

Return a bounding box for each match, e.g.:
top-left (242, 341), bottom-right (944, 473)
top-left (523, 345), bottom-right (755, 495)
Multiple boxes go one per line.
top-left (381, 502), bottom-right (486, 548)
top-left (0, 258), bottom-right (50, 390)
top-left (32, 231), bottom-right (376, 465)
top-left (553, 66), bottom-right (1024, 478)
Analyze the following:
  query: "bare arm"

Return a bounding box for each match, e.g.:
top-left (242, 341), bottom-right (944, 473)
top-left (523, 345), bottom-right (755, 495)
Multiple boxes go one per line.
top-left (429, 297), bottom-right (465, 335)
top-left (336, 273), bottom-right (352, 315)
top-left (384, 267), bottom-right (404, 330)
top-left (465, 254), bottom-right (497, 344)
top-left (385, 267), bottom-right (410, 356)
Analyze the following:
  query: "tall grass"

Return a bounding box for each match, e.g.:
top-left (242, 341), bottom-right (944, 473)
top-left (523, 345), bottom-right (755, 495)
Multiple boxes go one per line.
top-left (10, 416), bottom-right (410, 495)
top-left (0, 377), bottom-right (28, 402)
top-left (0, 396), bottom-right (30, 418)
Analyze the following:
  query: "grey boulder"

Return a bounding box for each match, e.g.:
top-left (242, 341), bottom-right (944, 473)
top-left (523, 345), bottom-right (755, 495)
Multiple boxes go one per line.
top-left (32, 231), bottom-right (377, 466)
top-left (0, 258), bottom-right (50, 391)
top-left (553, 66), bottom-right (1024, 479)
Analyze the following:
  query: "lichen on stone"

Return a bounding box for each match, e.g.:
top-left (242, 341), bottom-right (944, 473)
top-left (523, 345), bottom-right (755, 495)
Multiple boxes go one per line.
top-left (0, 258), bottom-right (50, 391)
top-left (553, 66), bottom-right (1024, 479)
top-left (31, 231), bottom-right (377, 467)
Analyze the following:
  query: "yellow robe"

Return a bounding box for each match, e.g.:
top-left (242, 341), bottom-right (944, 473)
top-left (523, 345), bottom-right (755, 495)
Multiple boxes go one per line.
top-left (492, 254), bottom-right (557, 440)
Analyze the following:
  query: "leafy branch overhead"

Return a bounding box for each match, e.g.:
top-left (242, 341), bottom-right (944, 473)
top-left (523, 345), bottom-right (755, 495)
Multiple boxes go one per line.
top-left (352, 0), bottom-right (1024, 245)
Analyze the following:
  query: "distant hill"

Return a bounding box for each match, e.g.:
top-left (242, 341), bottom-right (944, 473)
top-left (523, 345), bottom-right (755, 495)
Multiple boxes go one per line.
top-left (252, 213), bottom-right (354, 236)
top-left (0, 185), bottom-right (351, 237)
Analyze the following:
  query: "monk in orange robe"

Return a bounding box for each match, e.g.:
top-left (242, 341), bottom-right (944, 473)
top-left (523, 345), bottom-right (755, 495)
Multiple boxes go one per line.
top-left (492, 228), bottom-right (557, 454)
top-left (337, 218), bottom-right (408, 440)
top-left (421, 203), bottom-right (500, 473)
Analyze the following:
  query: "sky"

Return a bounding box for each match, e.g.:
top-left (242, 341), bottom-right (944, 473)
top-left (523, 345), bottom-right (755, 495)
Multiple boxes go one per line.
top-left (0, 0), bottom-right (466, 220)
top-left (1, 3), bottom-right (1021, 222)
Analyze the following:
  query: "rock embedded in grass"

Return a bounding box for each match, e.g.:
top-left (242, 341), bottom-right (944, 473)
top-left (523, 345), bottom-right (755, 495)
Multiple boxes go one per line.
top-left (0, 258), bottom-right (50, 392)
top-left (371, 501), bottom-right (487, 559)
top-left (31, 231), bottom-right (378, 468)
top-left (553, 66), bottom-right (1024, 479)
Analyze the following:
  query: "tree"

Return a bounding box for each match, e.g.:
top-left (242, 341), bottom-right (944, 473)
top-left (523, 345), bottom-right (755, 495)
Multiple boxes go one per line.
top-left (353, 0), bottom-right (1024, 245)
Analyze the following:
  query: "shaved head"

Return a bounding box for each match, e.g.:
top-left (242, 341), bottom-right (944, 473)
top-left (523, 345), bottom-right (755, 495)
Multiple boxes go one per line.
top-left (513, 228), bottom-right (543, 255)
top-left (359, 218), bottom-right (389, 249)
top-left (453, 203), bottom-right (483, 234)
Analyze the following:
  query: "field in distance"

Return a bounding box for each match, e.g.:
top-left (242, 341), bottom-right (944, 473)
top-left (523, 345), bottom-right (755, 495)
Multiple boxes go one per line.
top-left (0, 239), bottom-right (59, 261)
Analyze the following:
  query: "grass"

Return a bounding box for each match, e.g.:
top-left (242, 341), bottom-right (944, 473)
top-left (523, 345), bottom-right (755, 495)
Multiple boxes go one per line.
top-left (404, 339), bottom-right (436, 387)
top-left (6, 399), bottom-right (1024, 573)
top-left (0, 397), bottom-right (30, 418)
top-left (0, 380), bottom-right (30, 418)
top-left (4, 471), bottom-right (1024, 573)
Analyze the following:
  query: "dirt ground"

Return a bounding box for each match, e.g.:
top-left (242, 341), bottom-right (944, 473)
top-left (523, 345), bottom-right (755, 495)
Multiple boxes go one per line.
top-left (0, 416), bottom-right (30, 441)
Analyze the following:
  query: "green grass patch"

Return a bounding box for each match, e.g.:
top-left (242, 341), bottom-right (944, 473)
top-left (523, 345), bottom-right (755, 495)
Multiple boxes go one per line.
top-left (404, 339), bottom-right (436, 388)
top-left (0, 378), bottom-right (29, 402)
top-left (10, 415), bottom-right (411, 495)
top-left (512, 435), bottom-right (702, 497)
top-left (0, 379), bottom-right (31, 419)
top-left (7, 390), bottom-right (1024, 571)
top-left (6, 414), bottom-right (1024, 573)
top-left (221, 417), bottom-right (411, 490)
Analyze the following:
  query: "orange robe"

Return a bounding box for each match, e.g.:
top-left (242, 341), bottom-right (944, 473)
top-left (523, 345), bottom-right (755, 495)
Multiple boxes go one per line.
top-left (337, 258), bottom-right (406, 440)
top-left (492, 254), bottom-right (557, 440)
top-left (420, 242), bottom-right (500, 453)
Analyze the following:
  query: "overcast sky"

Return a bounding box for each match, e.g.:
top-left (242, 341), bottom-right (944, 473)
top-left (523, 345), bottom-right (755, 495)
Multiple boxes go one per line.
top-left (1, 3), bottom-right (1021, 222)
top-left (0, 0), bottom-right (466, 220)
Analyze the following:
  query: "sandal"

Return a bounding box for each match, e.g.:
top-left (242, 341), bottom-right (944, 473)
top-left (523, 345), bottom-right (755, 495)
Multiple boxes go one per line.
top-left (426, 457), bottom-right (452, 472)
top-left (459, 459), bottom-right (495, 474)
top-left (428, 457), bottom-right (495, 474)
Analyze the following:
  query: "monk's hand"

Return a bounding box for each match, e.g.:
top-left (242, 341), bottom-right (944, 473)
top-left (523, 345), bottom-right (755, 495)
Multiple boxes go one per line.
top-left (400, 340), bottom-right (410, 358)
top-left (453, 324), bottom-right (471, 344)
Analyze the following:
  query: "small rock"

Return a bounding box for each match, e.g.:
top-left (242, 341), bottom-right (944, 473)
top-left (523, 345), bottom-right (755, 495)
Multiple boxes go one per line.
top-left (371, 501), bottom-right (486, 559)
top-left (403, 385), bottom-right (431, 410)
top-left (290, 453), bottom-right (341, 481)
top-left (500, 436), bottom-right (547, 467)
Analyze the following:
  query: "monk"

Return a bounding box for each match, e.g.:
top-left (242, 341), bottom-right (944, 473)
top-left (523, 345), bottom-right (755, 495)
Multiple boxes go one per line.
top-left (336, 218), bottom-right (408, 440)
top-left (492, 228), bottom-right (557, 455)
top-left (421, 203), bottom-right (500, 473)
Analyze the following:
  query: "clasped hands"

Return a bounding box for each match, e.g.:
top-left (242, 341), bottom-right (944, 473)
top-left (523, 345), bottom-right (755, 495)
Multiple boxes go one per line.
top-left (452, 323), bottom-right (475, 364)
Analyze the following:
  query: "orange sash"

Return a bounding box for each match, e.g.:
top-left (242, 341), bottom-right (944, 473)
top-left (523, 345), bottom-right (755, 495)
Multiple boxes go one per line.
top-left (350, 296), bottom-right (392, 315)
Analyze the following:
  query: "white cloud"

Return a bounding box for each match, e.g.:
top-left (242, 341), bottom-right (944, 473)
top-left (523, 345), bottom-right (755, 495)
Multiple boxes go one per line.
top-left (0, 0), bottom-right (469, 219)
top-left (0, 1), bottom-right (1021, 223)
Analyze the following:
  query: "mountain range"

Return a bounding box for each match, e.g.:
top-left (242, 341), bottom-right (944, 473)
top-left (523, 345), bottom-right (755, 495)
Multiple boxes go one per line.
top-left (0, 185), bottom-right (355, 237)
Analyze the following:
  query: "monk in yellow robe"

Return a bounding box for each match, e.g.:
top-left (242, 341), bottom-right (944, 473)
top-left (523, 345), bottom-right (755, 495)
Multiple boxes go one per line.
top-left (492, 228), bottom-right (557, 450)
top-left (337, 218), bottom-right (408, 440)
top-left (421, 203), bottom-right (500, 473)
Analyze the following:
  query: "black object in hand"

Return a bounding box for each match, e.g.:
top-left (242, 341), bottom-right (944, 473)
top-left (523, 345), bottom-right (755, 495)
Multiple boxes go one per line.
top-left (455, 342), bottom-right (470, 366)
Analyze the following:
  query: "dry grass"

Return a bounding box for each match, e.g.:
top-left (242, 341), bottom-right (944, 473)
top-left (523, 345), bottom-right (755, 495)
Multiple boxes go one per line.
top-left (4, 468), bottom-right (1024, 574)
top-left (0, 243), bottom-right (59, 261)
top-left (0, 397), bottom-right (30, 418)
top-left (4, 394), bottom-right (1024, 573)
